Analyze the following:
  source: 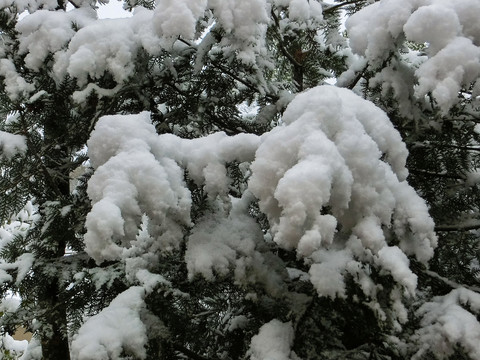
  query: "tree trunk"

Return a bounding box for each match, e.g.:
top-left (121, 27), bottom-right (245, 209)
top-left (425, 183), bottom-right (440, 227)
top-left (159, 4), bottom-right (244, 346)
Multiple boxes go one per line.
top-left (39, 281), bottom-right (71, 360)
top-left (38, 118), bottom-right (72, 360)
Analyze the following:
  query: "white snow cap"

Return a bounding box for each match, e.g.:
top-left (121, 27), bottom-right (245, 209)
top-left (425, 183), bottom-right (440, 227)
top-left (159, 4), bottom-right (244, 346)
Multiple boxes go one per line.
top-left (86, 112), bottom-right (260, 264)
top-left (16, 8), bottom-right (95, 72)
top-left (249, 85), bottom-right (436, 297)
top-left (185, 209), bottom-right (262, 281)
top-left (0, 59), bottom-right (35, 101)
top-left (0, 131), bottom-right (27, 159)
top-left (71, 287), bottom-right (148, 360)
top-left (86, 85), bottom-right (436, 302)
top-left (413, 288), bottom-right (480, 359)
top-left (153, 0), bottom-right (207, 40)
top-left (347, 0), bottom-right (480, 113)
top-left (249, 85), bottom-right (434, 255)
top-left (249, 319), bottom-right (295, 360)
top-left (86, 112), bottom-right (192, 264)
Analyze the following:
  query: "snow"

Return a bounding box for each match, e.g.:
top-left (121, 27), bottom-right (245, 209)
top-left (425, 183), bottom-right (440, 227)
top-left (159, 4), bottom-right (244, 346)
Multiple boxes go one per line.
top-left (0, 296), bottom-right (20, 313)
top-left (346, 0), bottom-right (412, 64)
top-left (16, 8), bottom-right (96, 72)
top-left (414, 37), bottom-right (480, 113)
top-left (86, 112), bottom-right (191, 263)
top-left (249, 86), bottom-right (434, 261)
top-left (0, 205), bottom-right (37, 287)
top-left (86, 85), bottom-right (436, 307)
top-left (0, 0), bottom-right (475, 358)
top-left (86, 111), bottom-right (262, 264)
top-left (413, 288), bottom-right (480, 359)
top-left (377, 246), bottom-right (417, 296)
top-left (347, 0), bottom-right (480, 113)
top-left (185, 205), bottom-right (262, 281)
top-left (272, 0), bottom-right (323, 23)
top-left (2, 334), bottom-right (28, 353)
top-left (403, 4), bottom-right (461, 55)
top-left (11, 0), bottom-right (274, 91)
top-left (18, 337), bottom-right (41, 360)
top-left (54, 14), bottom-right (145, 86)
top-left (309, 249), bottom-right (354, 298)
top-left (71, 287), bottom-right (148, 360)
top-left (247, 85), bottom-right (436, 299)
top-left (0, 131), bottom-right (27, 159)
top-left (0, 59), bottom-right (35, 101)
top-left (153, 0), bottom-right (207, 41)
top-left (208, 0), bottom-right (270, 64)
top-left (249, 320), bottom-right (294, 360)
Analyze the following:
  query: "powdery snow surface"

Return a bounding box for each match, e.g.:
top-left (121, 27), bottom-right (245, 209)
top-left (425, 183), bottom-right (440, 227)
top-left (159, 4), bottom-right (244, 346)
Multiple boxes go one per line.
top-left (249, 320), bottom-right (295, 360)
top-left (0, 131), bottom-right (27, 159)
top-left (153, 0), bottom-right (208, 40)
top-left (16, 8), bottom-right (96, 72)
top-left (0, 59), bottom-right (35, 101)
top-left (185, 209), bottom-right (262, 281)
top-left (86, 112), bottom-right (260, 264)
top-left (2, 334), bottom-right (28, 354)
top-left (347, 0), bottom-right (480, 113)
top-left (86, 112), bottom-right (192, 264)
top-left (0, 203), bottom-right (37, 285)
top-left (249, 86), bottom-right (435, 262)
top-left (70, 287), bottom-right (148, 360)
top-left (86, 85), bottom-right (436, 319)
top-left (412, 288), bottom-right (480, 359)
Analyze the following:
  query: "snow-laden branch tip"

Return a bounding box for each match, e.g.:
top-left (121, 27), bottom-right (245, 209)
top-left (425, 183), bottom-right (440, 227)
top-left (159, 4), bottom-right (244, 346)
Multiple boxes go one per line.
top-left (86, 85), bottom-right (436, 308)
top-left (0, 131), bottom-right (27, 159)
top-left (347, 0), bottom-right (480, 113)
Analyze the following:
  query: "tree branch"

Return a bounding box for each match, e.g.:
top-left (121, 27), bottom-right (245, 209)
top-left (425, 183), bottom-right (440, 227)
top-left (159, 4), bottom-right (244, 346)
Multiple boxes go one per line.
top-left (68, 0), bottom-right (79, 9)
top-left (270, 9), bottom-right (303, 69)
top-left (423, 269), bottom-right (480, 293)
top-left (177, 38), bottom-right (278, 102)
top-left (323, 0), bottom-right (363, 15)
top-left (435, 222), bottom-right (480, 232)
top-left (343, 64), bottom-right (367, 90)
top-left (414, 141), bottom-right (480, 152)
top-left (409, 168), bottom-right (466, 181)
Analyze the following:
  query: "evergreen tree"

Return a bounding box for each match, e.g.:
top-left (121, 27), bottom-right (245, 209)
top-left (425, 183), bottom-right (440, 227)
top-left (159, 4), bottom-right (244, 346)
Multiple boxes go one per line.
top-left (0, 1), bottom-right (478, 360)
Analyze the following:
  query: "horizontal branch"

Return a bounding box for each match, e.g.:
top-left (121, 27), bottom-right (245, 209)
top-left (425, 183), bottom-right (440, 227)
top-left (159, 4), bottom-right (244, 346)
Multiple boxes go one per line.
top-left (435, 221), bottom-right (480, 232)
top-left (423, 269), bottom-right (480, 293)
top-left (409, 168), bottom-right (466, 181)
top-left (415, 142), bottom-right (480, 152)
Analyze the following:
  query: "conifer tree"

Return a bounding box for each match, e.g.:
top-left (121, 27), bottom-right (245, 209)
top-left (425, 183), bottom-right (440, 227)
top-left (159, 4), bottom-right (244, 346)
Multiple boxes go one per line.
top-left (0, 1), bottom-right (478, 360)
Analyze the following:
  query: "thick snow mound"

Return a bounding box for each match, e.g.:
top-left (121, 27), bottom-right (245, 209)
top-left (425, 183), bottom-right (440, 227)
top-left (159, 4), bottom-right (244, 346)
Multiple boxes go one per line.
top-left (347, 0), bottom-right (480, 113)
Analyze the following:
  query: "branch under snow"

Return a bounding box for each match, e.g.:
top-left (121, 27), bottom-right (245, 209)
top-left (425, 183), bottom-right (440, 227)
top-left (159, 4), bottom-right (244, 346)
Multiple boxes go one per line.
top-left (0, 131), bottom-right (27, 160)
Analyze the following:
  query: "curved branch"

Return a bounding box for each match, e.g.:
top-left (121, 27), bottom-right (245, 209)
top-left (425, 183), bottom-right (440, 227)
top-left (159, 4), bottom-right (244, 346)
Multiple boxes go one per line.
top-left (270, 9), bottom-right (303, 69)
top-left (409, 168), bottom-right (466, 181)
top-left (323, 0), bottom-right (364, 15)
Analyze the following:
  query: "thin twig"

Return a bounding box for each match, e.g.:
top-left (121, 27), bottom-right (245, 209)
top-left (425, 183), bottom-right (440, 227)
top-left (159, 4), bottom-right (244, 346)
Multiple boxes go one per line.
top-left (323, 0), bottom-right (363, 15)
